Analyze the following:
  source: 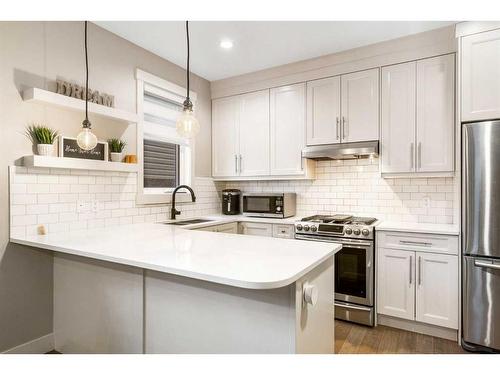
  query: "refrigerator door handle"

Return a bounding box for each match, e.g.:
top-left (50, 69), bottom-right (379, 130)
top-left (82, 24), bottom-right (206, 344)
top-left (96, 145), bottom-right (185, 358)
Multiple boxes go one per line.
top-left (474, 260), bottom-right (500, 270)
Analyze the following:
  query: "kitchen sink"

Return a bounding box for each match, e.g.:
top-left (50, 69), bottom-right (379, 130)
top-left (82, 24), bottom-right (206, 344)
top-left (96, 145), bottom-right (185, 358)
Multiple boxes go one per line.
top-left (165, 218), bottom-right (215, 226)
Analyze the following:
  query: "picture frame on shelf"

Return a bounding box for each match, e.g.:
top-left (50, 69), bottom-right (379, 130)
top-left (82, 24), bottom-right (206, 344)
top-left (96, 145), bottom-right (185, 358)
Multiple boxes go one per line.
top-left (58, 135), bottom-right (108, 161)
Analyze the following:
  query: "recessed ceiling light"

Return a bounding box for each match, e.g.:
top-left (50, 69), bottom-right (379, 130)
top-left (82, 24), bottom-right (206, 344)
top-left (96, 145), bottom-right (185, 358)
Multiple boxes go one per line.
top-left (220, 40), bottom-right (233, 49)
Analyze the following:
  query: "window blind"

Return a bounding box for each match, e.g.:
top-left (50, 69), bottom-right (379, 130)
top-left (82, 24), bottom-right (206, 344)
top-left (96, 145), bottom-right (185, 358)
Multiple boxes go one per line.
top-left (143, 138), bottom-right (179, 188)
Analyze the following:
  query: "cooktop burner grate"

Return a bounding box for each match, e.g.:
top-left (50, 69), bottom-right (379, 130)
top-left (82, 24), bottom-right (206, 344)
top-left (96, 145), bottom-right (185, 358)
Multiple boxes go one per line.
top-left (300, 214), bottom-right (377, 225)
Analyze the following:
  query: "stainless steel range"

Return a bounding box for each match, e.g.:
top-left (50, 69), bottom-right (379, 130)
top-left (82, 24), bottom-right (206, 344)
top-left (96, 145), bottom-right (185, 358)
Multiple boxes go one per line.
top-left (295, 214), bottom-right (377, 326)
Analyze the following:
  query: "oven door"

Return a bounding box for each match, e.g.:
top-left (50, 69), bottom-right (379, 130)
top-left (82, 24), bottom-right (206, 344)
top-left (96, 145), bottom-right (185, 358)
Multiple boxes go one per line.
top-left (242, 195), bottom-right (279, 217)
top-left (334, 238), bottom-right (374, 306)
top-left (295, 235), bottom-right (374, 306)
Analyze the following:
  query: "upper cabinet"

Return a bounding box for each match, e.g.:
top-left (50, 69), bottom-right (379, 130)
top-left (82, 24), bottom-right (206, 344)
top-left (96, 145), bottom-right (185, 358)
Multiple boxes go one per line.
top-left (270, 83), bottom-right (307, 176)
top-left (212, 96), bottom-right (240, 177)
top-left (381, 54), bottom-right (455, 176)
top-left (306, 77), bottom-right (341, 145)
top-left (212, 85), bottom-right (313, 180)
top-left (212, 90), bottom-right (270, 178)
top-left (340, 69), bottom-right (380, 143)
top-left (306, 69), bottom-right (379, 146)
top-left (461, 28), bottom-right (500, 122)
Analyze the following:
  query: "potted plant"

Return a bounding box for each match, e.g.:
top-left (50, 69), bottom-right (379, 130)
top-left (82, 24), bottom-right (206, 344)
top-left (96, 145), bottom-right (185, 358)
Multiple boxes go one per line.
top-left (108, 138), bottom-right (126, 162)
top-left (24, 124), bottom-right (58, 156)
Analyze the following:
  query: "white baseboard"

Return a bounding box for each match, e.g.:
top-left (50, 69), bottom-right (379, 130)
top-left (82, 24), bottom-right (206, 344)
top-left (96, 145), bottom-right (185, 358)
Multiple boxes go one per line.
top-left (377, 315), bottom-right (458, 342)
top-left (2, 333), bottom-right (54, 354)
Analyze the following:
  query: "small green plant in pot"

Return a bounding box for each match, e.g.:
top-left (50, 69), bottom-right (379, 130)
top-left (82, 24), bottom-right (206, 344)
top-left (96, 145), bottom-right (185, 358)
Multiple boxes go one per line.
top-left (108, 138), bottom-right (126, 162)
top-left (25, 124), bottom-right (58, 156)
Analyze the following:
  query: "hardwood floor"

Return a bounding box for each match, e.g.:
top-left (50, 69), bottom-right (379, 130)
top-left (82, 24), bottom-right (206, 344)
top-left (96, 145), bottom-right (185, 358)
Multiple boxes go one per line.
top-left (335, 320), bottom-right (468, 354)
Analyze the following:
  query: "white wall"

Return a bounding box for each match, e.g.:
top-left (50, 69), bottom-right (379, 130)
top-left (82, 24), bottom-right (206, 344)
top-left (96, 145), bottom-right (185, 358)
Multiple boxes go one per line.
top-left (0, 21), bottom-right (213, 352)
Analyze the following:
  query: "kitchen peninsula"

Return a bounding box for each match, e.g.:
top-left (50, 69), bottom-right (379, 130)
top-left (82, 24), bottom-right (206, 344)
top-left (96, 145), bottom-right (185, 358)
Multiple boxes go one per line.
top-left (10, 222), bottom-right (340, 354)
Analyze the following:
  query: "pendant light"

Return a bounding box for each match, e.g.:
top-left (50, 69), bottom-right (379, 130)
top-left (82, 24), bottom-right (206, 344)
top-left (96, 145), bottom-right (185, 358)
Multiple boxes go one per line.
top-left (76, 21), bottom-right (98, 151)
top-left (176, 21), bottom-right (200, 139)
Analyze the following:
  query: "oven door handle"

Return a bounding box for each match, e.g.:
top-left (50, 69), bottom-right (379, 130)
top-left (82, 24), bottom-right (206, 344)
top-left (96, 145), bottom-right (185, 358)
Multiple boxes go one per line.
top-left (334, 302), bottom-right (372, 312)
top-left (295, 234), bottom-right (373, 246)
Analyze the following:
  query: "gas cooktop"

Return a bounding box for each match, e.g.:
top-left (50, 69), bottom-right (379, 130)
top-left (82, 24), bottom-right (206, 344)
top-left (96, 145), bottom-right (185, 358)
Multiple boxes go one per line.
top-left (295, 214), bottom-right (378, 240)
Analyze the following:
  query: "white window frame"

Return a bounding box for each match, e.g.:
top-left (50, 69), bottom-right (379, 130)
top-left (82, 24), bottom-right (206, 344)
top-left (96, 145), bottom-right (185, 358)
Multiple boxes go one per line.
top-left (136, 69), bottom-right (197, 205)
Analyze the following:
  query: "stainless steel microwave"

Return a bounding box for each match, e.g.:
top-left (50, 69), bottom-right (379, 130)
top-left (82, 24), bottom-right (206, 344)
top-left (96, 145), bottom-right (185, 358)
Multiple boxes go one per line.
top-left (242, 193), bottom-right (296, 218)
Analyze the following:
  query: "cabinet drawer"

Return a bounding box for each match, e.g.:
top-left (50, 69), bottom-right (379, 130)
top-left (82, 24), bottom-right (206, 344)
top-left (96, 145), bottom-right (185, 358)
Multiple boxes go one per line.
top-left (239, 222), bottom-right (273, 237)
top-left (377, 231), bottom-right (458, 255)
top-left (216, 222), bottom-right (238, 234)
top-left (272, 224), bottom-right (295, 239)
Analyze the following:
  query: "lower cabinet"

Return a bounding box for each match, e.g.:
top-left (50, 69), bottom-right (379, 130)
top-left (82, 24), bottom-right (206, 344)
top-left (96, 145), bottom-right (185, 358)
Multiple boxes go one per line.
top-left (377, 246), bottom-right (458, 329)
top-left (239, 222), bottom-right (273, 237)
top-left (198, 222), bottom-right (238, 234)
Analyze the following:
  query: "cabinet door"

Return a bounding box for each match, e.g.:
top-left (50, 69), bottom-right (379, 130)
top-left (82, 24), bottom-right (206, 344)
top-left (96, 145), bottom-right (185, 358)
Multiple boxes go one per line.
top-left (462, 28), bottom-right (500, 122)
top-left (377, 248), bottom-right (415, 320)
top-left (216, 222), bottom-right (238, 234)
top-left (381, 62), bottom-right (416, 174)
top-left (416, 55), bottom-right (455, 173)
top-left (306, 76), bottom-right (341, 145)
top-left (239, 222), bottom-right (273, 237)
top-left (239, 90), bottom-right (270, 176)
top-left (212, 97), bottom-right (239, 177)
top-left (270, 84), bottom-right (306, 175)
top-left (416, 252), bottom-right (458, 329)
top-left (341, 69), bottom-right (379, 142)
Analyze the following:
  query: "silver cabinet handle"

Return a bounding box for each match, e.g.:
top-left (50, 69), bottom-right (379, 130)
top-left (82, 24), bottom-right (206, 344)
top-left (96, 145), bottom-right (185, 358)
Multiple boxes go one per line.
top-left (475, 260), bottom-right (500, 270)
top-left (410, 143), bottom-right (414, 170)
top-left (239, 154), bottom-right (242, 173)
top-left (336, 117), bottom-right (340, 140)
top-left (418, 142), bottom-right (422, 169)
top-left (409, 255), bottom-right (413, 285)
top-left (234, 154), bottom-right (238, 174)
top-left (342, 116), bottom-right (347, 140)
top-left (418, 256), bottom-right (422, 285)
top-left (400, 240), bottom-right (432, 246)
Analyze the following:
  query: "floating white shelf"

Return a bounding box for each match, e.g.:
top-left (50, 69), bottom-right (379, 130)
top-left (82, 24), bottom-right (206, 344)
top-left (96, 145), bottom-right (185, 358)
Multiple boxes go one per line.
top-left (23, 155), bottom-right (139, 173)
top-left (22, 88), bottom-right (139, 124)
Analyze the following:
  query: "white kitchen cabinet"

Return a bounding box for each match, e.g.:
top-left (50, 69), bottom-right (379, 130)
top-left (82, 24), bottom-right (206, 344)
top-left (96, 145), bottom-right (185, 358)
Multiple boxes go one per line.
top-left (377, 231), bottom-right (459, 330)
top-left (377, 247), bottom-right (415, 320)
top-left (381, 62), bottom-right (416, 174)
top-left (416, 55), bottom-right (455, 173)
top-left (197, 222), bottom-right (238, 234)
top-left (306, 76), bottom-right (341, 145)
top-left (272, 224), bottom-right (295, 239)
top-left (340, 68), bottom-right (379, 143)
top-left (239, 222), bottom-right (273, 237)
top-left (416, 252), bottom-right (459, 329)
top-left (461, 28), bottom-right (500, 122)
top-left (270, 83), bottom-right (307, 175)
top-left (212, 96), bottom-right (240, 177)
top-left (238, 90), bottom-right (270, 176)
top-left (381, 54), bottom-right (455, 175)
top-left (212, 90), bottom-right (269, 178)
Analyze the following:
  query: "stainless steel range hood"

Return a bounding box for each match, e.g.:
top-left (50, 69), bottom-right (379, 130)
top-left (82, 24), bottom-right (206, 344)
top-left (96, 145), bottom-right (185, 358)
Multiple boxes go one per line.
top-left (301, 141), bottom-right (379, 160)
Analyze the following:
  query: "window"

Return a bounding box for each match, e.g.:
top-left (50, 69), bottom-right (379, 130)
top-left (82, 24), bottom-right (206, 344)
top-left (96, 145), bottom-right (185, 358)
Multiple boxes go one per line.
top-left (136, 70), bottom-right (196, 204)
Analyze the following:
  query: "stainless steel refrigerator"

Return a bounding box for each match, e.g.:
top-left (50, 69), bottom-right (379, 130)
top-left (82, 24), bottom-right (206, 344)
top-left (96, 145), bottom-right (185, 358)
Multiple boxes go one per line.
top-left (462, 120), bottom-right (500, 352)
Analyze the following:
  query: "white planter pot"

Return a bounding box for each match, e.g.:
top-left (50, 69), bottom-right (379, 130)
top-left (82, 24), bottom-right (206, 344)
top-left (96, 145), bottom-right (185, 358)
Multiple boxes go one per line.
top-left (37, 143), bottom-right (54, 156)
top-left (110, 152), bottom-right (123, 162)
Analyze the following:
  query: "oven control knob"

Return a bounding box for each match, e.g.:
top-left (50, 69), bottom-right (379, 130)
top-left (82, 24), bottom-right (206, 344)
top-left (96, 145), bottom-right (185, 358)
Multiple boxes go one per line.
top-left (311, 225), bottom-right (317, 232)
top-left (353, 228), bottom-right (361, 235)
top-left (345, 227), bottom-right (353, 235)
top-left (296, 224), bottom-right (303, 231)
top-left (362, 229), bottom-right (370, 236)
top-left (303, 225), bottom-right (310, 232)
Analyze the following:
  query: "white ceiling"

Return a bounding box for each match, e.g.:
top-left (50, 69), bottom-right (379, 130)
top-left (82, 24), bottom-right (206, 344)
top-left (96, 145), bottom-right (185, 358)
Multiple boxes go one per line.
top-left (96, 21), bottom-right (456, 81)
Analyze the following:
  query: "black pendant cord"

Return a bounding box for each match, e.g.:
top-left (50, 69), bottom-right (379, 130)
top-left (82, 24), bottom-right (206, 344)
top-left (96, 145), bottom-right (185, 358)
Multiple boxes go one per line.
top-left (183, 20), bottom-right (192, 110)
top-left (186, 20), bottom-right (190, 101)
top-left (83, 20), bottom-right (91, 128)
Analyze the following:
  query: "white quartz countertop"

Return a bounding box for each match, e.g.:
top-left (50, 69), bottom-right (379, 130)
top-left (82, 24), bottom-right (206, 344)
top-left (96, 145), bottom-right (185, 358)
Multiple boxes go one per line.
top-left (375, 221), bottom-right (459, 235)
top-left (10, 222), bottom-right (340, 290)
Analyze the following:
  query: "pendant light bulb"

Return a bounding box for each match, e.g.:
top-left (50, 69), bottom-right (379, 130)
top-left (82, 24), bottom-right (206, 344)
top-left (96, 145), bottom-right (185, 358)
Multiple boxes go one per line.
top-left (177, 20), bottom-right (199, 139)
top-left (176, 106), bottom-right (200, 139)
top-left (77, 122), bottom-right (98, 150)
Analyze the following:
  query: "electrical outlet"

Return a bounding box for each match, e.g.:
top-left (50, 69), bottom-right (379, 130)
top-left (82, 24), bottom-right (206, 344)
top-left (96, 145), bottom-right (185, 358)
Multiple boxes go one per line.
top-left (77, 200), bottom-right (91, 213)
top-left (91, 200), bottom-right (99, 213)
top-left (422, 196), bottom-right (431, 209)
